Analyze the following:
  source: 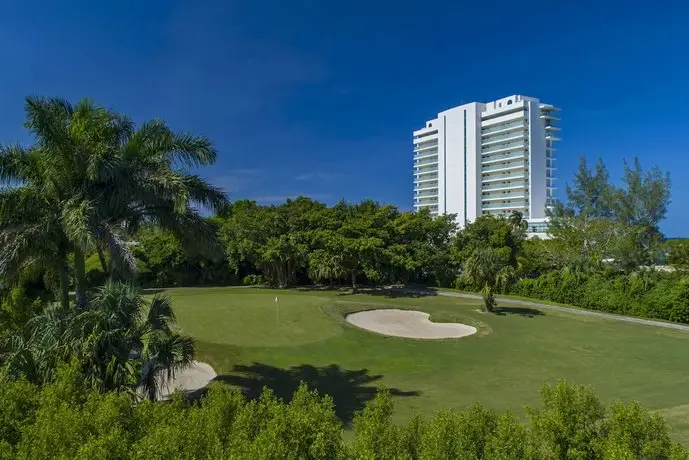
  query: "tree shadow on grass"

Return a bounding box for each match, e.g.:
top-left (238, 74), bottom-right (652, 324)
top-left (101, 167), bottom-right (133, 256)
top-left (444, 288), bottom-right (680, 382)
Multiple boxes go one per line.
top-left (493, 306), bottom-right (545, 317)
top-left (214, 362), bottom-right (421, 426)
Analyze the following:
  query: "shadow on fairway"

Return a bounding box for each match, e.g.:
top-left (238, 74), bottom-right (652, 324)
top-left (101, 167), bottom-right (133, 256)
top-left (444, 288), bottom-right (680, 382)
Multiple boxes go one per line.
top-left (215, 362), bottom-right (420, 426)
top-left (493, 306), bottom-right (545, 317)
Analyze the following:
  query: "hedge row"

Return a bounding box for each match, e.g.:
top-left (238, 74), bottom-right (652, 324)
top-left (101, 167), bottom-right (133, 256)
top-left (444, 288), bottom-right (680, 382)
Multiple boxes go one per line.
top-left (0, 367), bottom-right (686, 459)
top-left (511, 270), bottom-right (689, 324)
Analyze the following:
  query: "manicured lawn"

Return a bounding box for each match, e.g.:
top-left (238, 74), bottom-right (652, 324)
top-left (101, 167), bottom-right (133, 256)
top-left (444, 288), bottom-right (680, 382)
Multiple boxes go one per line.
top-left (166, 287), bottom-right (689, 444)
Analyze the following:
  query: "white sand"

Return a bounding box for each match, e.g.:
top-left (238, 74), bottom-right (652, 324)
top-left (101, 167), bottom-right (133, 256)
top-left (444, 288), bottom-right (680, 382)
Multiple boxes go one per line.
top-left (157, 361), bottom-right (217, 400)
top-left (346, 309), bottom-right (477, 339)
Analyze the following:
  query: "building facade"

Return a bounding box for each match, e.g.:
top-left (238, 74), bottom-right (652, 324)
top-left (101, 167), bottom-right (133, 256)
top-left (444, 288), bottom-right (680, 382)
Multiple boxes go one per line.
top-left (412, 95), bottom-right (559, 236)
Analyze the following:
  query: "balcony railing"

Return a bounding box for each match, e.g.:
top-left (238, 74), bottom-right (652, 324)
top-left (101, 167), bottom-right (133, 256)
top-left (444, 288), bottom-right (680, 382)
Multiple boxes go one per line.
top-left (413, 141), bottom-right (438, 151)
top-left (481, 120), bottom-right (527, 135)
top-left (414, 150), bottom-right (438, 158)
top-left (481, 192), bottom-right (527, 201)
top-left (482, 181), bottom-right (526, 191)
top-left (482, 141), bottom-right (528, 155)
top-left (482, 161), bottom-right (527, 173)
top-left (414, 159), bottom-right (439, 168)
top-left (414, 175), bottom-right (439, 183)
top-left (482, 201), bottom-right (528, 210)
top-left (482, 151), bottom-right (526, 164)
top-left (481, 131), bottom-right (526, 146)
top-left (414, 190), bottom-right (438, 198)
top-left (482, 172), bottom-right (527, 183)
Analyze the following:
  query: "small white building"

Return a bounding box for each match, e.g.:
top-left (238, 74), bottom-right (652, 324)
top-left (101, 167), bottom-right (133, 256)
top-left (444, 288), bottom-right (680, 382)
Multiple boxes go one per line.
top-left (413, 95), bottom-right (559, 237)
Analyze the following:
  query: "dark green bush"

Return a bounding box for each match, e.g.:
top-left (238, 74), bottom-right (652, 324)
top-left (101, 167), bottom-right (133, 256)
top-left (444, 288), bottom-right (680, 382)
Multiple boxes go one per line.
top-left (242, 274), bottom-right (266, 286)
top-left (512, 270), bottom-right (689, 324)
top-left (1, 370), bottom-right (687, 459)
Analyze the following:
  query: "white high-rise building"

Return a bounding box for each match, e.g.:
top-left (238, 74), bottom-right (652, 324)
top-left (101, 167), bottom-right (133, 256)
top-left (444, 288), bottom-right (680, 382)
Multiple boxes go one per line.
top-left (412, 94), bottom-right (559, 236)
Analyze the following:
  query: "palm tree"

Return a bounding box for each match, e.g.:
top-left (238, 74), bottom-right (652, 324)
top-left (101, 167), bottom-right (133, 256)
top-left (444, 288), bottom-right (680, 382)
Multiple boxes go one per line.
top-left (508, 210), bottom-right (529, 240)
top-left (0, 96), bottom-right (228, 307)
top-left (463, 247), bottom-right (508, 312)
top-left (0, 156), bottom-right (72, 307)
top-left (0, 281), bottom-right (195, 400)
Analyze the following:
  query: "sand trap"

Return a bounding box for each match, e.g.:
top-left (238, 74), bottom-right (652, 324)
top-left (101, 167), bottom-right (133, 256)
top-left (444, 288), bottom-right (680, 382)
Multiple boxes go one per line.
top-left (157, 361), bottom-right (217, 400)
top-left (346, 309), bottom-right (477, 339)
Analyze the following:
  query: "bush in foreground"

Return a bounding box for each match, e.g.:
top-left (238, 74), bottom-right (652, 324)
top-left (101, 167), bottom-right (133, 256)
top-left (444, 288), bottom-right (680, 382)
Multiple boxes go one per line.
top-left (0, 371), bottom-right (686, 459)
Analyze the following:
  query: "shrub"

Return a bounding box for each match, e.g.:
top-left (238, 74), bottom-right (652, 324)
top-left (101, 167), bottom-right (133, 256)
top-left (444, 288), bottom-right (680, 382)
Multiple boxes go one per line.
top-left (243, 274), bottom-right (266, 286)
top-left (1, 374), bottom-right (687, 459)
top-left (511, 270), bottom-right (689, 324)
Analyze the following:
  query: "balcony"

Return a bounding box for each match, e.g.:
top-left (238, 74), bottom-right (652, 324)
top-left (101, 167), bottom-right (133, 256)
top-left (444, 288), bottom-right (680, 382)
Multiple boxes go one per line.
top-left (482, 172), bottom-right (527, 183)
top-left (414, 150), bottom-right (438, 159)
top-left (482, 112), bottom-right (527, 129)
top-left (414, 158), bottom-right (439, 167)
top-left (414, 130), bottom-right (438, 140)
top-left (482, 201), bottom-right (528, 210)
top-left (414, 175), bottom-right (438, 184)
top-left (414, 190), bottom-right (438, 199)
top-left (413, 141), bottom-right (438, 152)
top-left (481, 131), bottom-right (526, 147)
top-left (481, 192), bottom-right (527, 201)
top-left (481, 120), bottom-right (528, 136)
top-left (414, 167), bottom-right (438, 175)
top-left (482, 161), bottom-right (527, 173)
top-left (482, 151), bottom-right (526, 165)
top-left (482, 181), bottom-right (526, 191)
top-left (545, 134), bottom-right (561, 141)
top-left (415, 183), bottom-right (438, 191)
top-left (544, 124), bottom-right (560, 131)
top-left (540, 112), bottom-right (560, 121)
top-left (414, 202), bottom-right (438, 211)
top-left (482, 141), bottom-right (528, 155)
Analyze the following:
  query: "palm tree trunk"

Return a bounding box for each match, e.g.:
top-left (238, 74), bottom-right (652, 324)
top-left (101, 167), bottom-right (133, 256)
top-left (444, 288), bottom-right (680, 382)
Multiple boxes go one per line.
top-left (58, 246), bottom-right (70, 309)
top-left (97, 246), bottom-right (109, 274)
top-left (74, 246), bottom-right (88, 309)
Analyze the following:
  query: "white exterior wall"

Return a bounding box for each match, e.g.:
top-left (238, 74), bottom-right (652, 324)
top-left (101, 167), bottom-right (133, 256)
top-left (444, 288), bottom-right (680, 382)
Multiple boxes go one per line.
top-left (465, 104), bottom-right (482, 223)
top-left (527, 100), bottom-right (547, 219)
top-left (439, 108), bottom-right (460, 218)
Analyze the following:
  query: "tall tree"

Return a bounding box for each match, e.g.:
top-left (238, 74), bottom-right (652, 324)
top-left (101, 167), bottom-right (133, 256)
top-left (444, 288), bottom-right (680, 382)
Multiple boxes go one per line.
top-left (462, 247), bottom-right (509, 312)
top-left (565, 157), bottom-right (614, 218)
top-left (549, 156), bottom-right (671, 271)
top-left (610, 157), bottom-right (671, 262)
top-left (0, 96), bottom-right (227, 307)
top-left (453, 214), bottom-right (521, 268)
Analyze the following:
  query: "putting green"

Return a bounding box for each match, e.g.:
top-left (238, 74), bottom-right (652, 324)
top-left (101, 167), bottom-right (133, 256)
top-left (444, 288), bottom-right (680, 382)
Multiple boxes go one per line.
top-left (170, 290), bottom-right (342, 347)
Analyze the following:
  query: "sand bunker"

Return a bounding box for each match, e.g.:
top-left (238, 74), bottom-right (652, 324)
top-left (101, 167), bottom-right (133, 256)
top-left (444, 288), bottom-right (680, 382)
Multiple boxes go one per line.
top-left (346, 309), bottom-right (477, 339)
top-left (158, 361), bottom-right (217, 400)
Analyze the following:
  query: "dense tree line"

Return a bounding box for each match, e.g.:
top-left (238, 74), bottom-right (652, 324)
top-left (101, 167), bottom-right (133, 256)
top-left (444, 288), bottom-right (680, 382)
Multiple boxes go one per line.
top-left (1, 369), bottom-right (686, 459)
top-left (74, 154), bottom-right (686, 320)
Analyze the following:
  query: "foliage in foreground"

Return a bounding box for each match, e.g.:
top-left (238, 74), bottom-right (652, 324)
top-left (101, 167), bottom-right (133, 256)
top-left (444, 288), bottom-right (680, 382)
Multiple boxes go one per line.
top-left (0, 371), bottom-right (686, 459)
top-left (0, 282), bottom-right (194, 401)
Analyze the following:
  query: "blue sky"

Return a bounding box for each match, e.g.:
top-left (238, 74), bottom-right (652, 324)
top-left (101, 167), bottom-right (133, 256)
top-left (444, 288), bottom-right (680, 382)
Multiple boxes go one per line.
top-left (1, 1), bottom-right (688, 235)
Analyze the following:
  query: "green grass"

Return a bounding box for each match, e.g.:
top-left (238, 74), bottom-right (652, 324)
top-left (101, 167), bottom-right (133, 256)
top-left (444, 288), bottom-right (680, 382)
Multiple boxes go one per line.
top-left (165, 287), bottom-right (689, 444)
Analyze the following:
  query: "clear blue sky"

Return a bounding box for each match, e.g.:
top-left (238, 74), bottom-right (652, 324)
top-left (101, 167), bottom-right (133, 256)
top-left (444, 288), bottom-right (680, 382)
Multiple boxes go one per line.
top-left (1, 1), bottom-right (688, 235)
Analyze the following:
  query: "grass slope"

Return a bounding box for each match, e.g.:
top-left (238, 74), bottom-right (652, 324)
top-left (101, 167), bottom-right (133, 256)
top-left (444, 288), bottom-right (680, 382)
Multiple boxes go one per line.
top-left (166, 287), bottom-right (689, 444)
